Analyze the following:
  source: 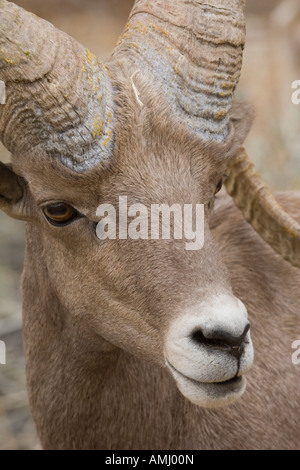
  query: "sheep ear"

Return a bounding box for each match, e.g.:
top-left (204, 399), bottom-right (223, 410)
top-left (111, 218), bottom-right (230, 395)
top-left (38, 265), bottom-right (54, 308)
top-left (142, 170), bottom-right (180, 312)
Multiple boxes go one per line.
top-left (0, 162), bottom-right (27, 220)
top-left (225, 102), bottom-right (255, 159)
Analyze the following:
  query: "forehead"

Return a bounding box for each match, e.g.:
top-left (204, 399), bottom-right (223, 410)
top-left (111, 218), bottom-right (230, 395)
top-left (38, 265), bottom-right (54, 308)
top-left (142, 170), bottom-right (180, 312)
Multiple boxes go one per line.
top-left (12, 121), bottom-right (225, 210)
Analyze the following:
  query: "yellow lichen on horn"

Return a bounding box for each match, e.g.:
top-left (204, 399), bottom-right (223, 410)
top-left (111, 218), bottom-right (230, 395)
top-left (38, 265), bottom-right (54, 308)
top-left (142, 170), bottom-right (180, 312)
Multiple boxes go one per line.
top-left (0, 0), bottom-right (57, 81)
top-left (0, 0), bottom-right (115, 172)
top-left (225, 148), bottom-right (300, 268)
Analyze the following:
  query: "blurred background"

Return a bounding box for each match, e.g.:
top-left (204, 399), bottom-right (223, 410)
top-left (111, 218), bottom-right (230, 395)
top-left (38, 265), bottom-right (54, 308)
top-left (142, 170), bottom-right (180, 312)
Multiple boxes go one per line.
top-left (0, 0), bottom-right (299, 450)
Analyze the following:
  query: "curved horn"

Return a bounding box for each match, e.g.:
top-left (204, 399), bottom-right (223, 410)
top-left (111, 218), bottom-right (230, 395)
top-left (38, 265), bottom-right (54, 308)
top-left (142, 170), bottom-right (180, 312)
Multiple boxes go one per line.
top-left (0, 0), bottom-right (115, 171)
top-left (113, 0), bottom-right (246, 142)
top-left (225, 148), bottom-right (300, 268)
top-left (114, 0), bottom-right (300, 268)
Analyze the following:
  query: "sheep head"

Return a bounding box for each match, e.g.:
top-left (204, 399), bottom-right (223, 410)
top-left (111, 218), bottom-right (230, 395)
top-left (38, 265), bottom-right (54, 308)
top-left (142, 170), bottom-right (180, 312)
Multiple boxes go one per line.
top-left (0, 0), bottom-right (299, 411)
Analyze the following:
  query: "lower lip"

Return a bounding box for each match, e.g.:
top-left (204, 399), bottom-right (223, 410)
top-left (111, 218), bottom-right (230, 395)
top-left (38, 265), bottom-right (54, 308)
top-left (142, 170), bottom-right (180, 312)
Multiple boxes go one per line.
top-left (166, 360), bottom-right (246, 407)
top-left (166, 359), bottom-right (242, 386)
top-left (216, 375), bottom-right (242, 386)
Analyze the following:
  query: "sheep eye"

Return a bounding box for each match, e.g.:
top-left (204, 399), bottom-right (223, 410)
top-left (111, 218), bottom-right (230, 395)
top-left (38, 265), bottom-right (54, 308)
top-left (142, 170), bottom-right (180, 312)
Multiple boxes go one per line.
top-left (214, 179), bottom-right (223, 195)
top-left (43, 203), bottom-right (78, 226)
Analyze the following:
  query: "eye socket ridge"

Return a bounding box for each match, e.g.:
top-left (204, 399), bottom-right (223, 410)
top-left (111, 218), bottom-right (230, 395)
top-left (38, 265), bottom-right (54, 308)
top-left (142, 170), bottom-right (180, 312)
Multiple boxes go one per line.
top-left (43, 202), bottom-right (79, 226)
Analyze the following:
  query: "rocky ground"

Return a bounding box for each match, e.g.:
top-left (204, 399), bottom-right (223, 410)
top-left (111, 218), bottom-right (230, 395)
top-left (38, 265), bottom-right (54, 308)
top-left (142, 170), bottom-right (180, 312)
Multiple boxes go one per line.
top-left (0, 0), bottom-right (299, 450)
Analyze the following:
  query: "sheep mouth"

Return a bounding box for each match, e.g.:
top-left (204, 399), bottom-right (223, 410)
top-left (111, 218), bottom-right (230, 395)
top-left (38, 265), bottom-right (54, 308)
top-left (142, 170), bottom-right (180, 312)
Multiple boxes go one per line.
top-left (166, 360), bottom-right (246, 408)
top-left (215, 375), bottom-right (242, 386)
top-left (166, 360), bottom-right (242, 386)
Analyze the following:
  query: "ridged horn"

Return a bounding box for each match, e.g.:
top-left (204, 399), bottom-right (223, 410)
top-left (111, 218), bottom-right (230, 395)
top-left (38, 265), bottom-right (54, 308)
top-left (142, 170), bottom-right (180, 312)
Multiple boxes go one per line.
top-left (0, 0), bottom-right (115, 172)
top-left (225, 148), bottom-right (300, 268)
top-left (113, 0), bottom-right (246, 142)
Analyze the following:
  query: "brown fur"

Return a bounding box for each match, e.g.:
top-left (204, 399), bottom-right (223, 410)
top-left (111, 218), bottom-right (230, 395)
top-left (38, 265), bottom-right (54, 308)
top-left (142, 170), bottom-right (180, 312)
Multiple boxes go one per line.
top-left (0, 63), bottom-right (299, 450)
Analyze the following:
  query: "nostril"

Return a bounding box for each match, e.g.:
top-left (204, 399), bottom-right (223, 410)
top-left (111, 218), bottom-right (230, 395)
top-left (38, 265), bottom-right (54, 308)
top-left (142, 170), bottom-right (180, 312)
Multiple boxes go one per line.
top-left (191, 323), bottom-right (250, 354)
top-left (191, 329), bottom-right (232, 352)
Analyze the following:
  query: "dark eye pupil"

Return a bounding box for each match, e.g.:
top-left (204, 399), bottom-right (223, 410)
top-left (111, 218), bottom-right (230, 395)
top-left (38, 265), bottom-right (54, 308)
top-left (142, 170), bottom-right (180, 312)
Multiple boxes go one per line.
top-left (43, 203), bottom-right (78, 225)
top-left (47, 204), bottom-right (69, 217)
top-left (215, 179), bottom-right (223, 194)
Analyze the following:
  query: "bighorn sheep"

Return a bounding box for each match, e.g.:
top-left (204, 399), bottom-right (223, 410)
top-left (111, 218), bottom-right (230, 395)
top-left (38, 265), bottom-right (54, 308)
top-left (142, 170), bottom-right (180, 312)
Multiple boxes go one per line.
top-left (0, 0), bottom-right (299, 450)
